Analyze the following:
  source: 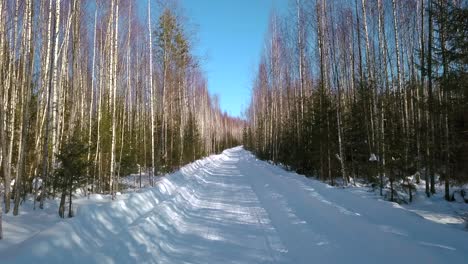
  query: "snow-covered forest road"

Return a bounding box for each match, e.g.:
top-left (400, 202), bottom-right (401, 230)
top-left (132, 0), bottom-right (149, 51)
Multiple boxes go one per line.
top-left (5, 147), bottom-right (468, 263)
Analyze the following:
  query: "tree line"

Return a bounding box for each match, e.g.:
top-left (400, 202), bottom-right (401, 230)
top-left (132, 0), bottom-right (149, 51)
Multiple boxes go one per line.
top-left (245, 0), bottom-right (467, 202)
top-left (0, 0), bottom-right (243, 237)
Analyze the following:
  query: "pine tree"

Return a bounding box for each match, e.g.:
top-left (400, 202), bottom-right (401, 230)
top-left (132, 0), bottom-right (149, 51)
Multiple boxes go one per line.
top-left (54, 131), bottom-right (90, 218)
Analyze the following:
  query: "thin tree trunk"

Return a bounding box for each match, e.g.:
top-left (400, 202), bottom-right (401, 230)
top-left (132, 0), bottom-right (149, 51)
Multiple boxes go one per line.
top-left (148, 0), bottom-right (156, 184)
top-left (438, 0), bottom-right (450, 201)
top-left (14, 0), bottom-right (34, 216)
top-left (377, 0), bottom-right (390, 196)
top-left (68, 176), bottom-right (73, 217)
top-left (0, 0), bottom-right (4, 238)
top-left (110, 0), bottom-right (119, 200)
top-left (108, 0), bottom-right (115, 196)
top-left (58, 192), bottom-right (66, 218)
top-left (296, 0), bottom-right (305, 130)
top-left (87, 6), bottom-right (98, 197)
top-left (428, 0), bottom-right (436, 194)
top-left (39, 0), bottom-right (58, 210)
top-left (329, 3), bottom-right (347, 185)
top-left (3, 0), bottom-right (21, 215)
top-left (51, 0), bottom-right (61, 178)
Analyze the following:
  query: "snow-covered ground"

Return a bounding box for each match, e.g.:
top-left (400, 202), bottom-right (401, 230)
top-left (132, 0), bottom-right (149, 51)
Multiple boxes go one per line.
top-left (2, 147), bottom-right (468, 263)
top-left (348, 180), bottom-right (468, 229)
top-left (121, 171), bottom-right (164, 190)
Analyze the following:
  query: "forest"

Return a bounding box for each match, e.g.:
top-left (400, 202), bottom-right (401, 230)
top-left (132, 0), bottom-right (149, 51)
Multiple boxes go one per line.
top-left (245, 0), bottom-right (467, 202)
top-left (0, 0), bottom-right (243, 234)
top-left (0, 1), bottom-right (467, 260)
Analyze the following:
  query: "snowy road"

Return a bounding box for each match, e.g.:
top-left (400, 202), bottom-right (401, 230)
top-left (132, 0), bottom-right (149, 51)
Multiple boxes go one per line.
top-left (5, 147), bottom-right (468, 263)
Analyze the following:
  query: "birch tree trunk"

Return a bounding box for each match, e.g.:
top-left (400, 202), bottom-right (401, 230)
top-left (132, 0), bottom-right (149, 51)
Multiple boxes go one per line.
top-left (107, 0), bottom-right (115, 196)
top-left (31, 0), bottom-right (52, 188)
top-left (38, 0), bottom-right (57, 210)
top-left (419, 0), bottom-right (431, 197)
top-left (3, 0), bottom-right (21, 215)
top-left (377, 0), bottom-right (389, 196)
top-left (296, 0), bottom-right (305, 130)
top-left (330, 2), bottom-right (347, 185)
top-left (87, 5), bottom-right (98, 197)
top-left (110, 0), bottom-right (119, 200)
top-left (14, 0), bottom-right (34, 216)
top-left (360, 0), bottom-right (377, 154)
top-left (438, 0), bottom-right (450, 200)
top-left (428, 0), bottom-right (436, 194)
top-left (0, 0), bottom-right (4, 239)
top-left (95, 34), bottom-right (105, 194)
top-left (148, 0), bottom-right (156, 182)
top-left (392, 0), bottom-right (408, 136)
top-left (51, 0), bottom-right (61, 177)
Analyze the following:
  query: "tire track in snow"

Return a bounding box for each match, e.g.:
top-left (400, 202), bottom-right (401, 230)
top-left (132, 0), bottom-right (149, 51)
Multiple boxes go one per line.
top-left (6, 147), bottom-right (468, 264)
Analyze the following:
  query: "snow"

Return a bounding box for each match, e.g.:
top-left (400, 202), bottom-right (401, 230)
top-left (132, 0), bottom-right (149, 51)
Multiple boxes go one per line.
top-left (120, 172), bottom-right (164, 189)
top-left (349, 178), bottom-right (468, 229)
top-left (32, 177), bottom-right (43, 189)
top-left (2, 147), bottom-right (468, 263)
top-left (369, 153), bottom-right (378, 162)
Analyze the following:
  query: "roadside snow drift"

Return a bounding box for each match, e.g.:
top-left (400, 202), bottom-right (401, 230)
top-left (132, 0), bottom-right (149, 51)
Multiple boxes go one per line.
top-left (3, 147), bottom-right (468, 263)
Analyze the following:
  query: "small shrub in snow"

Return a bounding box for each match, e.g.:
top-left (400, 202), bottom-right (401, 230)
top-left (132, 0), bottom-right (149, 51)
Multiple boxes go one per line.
top-left (54, 132), bottom-right (91, 218)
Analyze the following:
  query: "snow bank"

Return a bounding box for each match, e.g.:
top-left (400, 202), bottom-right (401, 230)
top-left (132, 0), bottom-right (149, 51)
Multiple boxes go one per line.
top-left (3, 151), bottom-right (223, 263)
top-left (3, 147), bottom-right (468, 264)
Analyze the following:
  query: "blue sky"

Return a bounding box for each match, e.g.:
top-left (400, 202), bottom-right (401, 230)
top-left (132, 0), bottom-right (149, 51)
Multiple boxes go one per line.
top-left (180, 0), bottom-right (288, 118)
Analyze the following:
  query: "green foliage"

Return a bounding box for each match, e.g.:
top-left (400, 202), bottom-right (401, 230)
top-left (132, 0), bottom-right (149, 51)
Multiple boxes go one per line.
top-left (53, 131), bottom-right (90, 217)
top-left (156, 9), bottom-right (189, 68)
top-left (54, 134), bottom-right (90, 192)
top-left (183, 112), bottom-right (202, 164)
top-left (119, 151), bottom-right (137, 179)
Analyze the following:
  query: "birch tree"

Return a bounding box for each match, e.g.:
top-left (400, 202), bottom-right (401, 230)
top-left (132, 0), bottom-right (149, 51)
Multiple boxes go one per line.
top-left (246, 0), bottom-right (467, 200)
top-left (148, 0), bottom-right (156, 182)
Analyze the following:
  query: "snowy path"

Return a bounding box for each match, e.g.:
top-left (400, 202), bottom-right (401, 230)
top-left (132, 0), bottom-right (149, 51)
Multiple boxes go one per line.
top-left (4, 147), bottom-right (468, 263)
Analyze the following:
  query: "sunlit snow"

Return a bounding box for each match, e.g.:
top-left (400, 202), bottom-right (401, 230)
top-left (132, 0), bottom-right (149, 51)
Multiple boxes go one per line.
top-left (2, 147), bottom-right (467, 263)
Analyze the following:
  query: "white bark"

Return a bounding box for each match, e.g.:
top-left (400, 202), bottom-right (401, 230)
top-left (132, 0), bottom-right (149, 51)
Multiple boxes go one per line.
top-left (108, 0), bottom-right (115, 196)
top-left (377, 0), bottom-right (389, 196)
top-left (296, 0), bottom-right (304, 125)
top-left (148, 0), bottom-right (156, 181)
top-left (87, 5), bottom-right (98, 197)
top-left (51, 0), bottom-right (61, 172)
top-left (392, 0), bottom-right (407, 133)
top-left (57, 3), bottom-right (72, 145)
top-left (3, 0), bottom-right (21, 215)
top-left (110, 0), bottom-right (119, 199)
top-left (117, 0), bottom-right (133, 183)
top-left (39, 0), bottom-right (56, 210)
top-left (95, 34), bottom-right (105, 194)
top-left (14, 0), bottom-right (34, 216)
top-left (360, 0), bottom-right (373, 80)
top-left (0, 0), bottom-right (4, 240)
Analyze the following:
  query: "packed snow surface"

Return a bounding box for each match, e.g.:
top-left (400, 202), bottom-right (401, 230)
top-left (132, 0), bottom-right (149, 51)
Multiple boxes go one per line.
top-left (3, 147), bottom-right (468, 263)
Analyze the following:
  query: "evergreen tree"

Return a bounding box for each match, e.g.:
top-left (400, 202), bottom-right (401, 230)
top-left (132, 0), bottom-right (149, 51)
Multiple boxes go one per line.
top-left (54, 131), bottom-right (90, 218)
